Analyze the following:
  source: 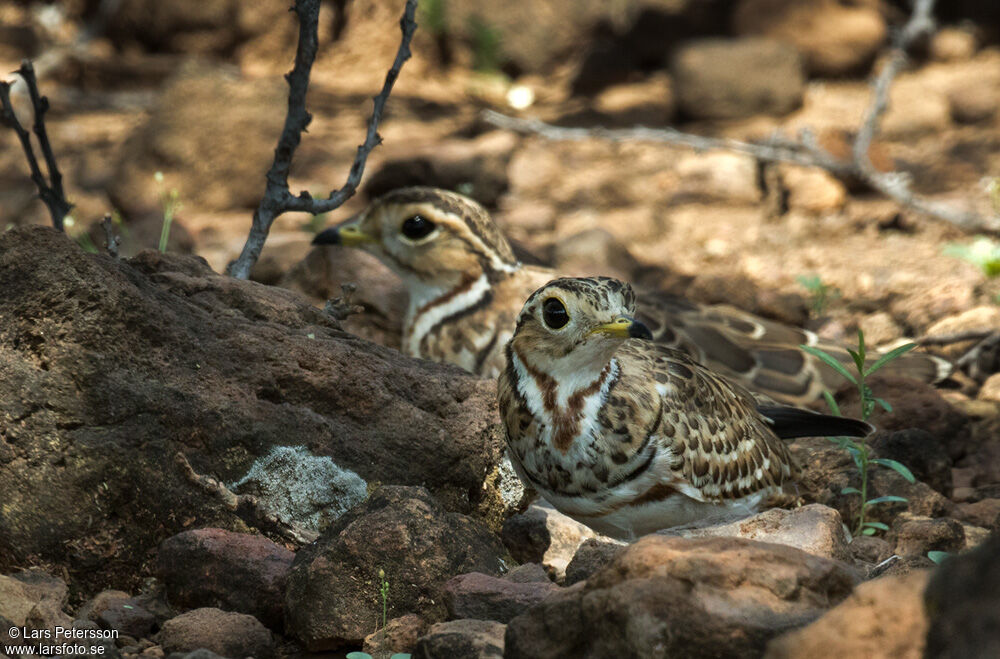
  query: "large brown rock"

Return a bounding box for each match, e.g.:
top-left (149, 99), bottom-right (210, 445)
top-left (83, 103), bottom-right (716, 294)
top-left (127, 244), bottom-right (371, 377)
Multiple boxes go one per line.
top-left (106, 0), bottom-right (289, 55)
top-left (285, 486), bottom-right (508, 651)
top-left (765, 571), bottom-right (930, 659)
top-left (413, 619), bottom-right (506, 659)
top-left (443, 572), bottom-right (560, 624)
top-left (924, 533), bottom-right (1000, 658)
top-left (504, 536), bottom-right (858, 658)
top-left (0, 227), bottom-right (506, 594)
top-left (156, 528), bottom-right (294, 629)
top-left (672, 38), bottom-right (805, 120)
top-left (107, 64), bottom-right (285, 234)
top-left (157, 608), bottom-right (273, 659)
top-left (733, 0), bottom-right (886, 76)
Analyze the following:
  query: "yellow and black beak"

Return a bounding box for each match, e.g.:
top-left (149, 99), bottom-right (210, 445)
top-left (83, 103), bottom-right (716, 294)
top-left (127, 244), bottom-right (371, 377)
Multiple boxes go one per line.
top-left (312, 217), bottom-right (375, 247)
top-left (590, 316), bottom-right (653, 341)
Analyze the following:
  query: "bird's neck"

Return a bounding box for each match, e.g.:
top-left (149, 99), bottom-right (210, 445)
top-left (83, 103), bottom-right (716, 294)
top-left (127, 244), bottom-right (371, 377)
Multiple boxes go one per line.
top-left (403, 264), bottom-right (519, 356)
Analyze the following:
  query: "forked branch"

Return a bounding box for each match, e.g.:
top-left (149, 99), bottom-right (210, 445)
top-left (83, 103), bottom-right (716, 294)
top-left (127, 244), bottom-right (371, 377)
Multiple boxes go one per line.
top-left (484, 0), bottom-right (1000, 234)
top-left (228, 0), bottom-right (419, 280)
top-left (0, 60), bottom-right (73, 231)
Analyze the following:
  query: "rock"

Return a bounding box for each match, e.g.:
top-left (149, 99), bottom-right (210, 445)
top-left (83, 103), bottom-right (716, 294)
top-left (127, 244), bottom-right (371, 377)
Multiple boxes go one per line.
top-left (0, 570), bottom-right (71, 634)
top-left (285, 486), bottom-right (508, 650)
top-left (790, 437), bottom-right (954, 537)
top-left (553, 229), bottom-right (645, 285)
top-left (564, 539), bottom-right (624, 586)
top-left (590, 73), bottom-right (675, 125)
top-left (157, 608), bottom-right (273, 659)
top-left (106, 0), bottom-right (289, 55)
top-left (63, 620), bottom-right (122, 659)
top-left (505, 536), bottom-right (858, 658)
top-left (924, 533), bottom-right (1000, 658)
top-left (954, 499), bottom-right (1000, 532)
top-left (889, 514), bottom-right (966, 558)
top-left (871, 429), bottom-right (952, 496)
top-left (500, 503), bottom-right (603, 579)
top-left (661, 504), bottom-right (851, 562)
top-left (924, 306), bottom-right (1000, 358)
top-left (948, 85), bottom-right (999, 124)
top-left (413, 619), bottom-right (505, 659)
top-left (733, 0), bottom-right (886, 76)
top-left (361, 133), bottom-right (516, 210)
top-left (859, 312), bottom-right (904, 346)
top-left (0, 227), bottom-right (506, 594)
top-left (672, 37), bottom-right (804, 119)
top-left (108, 64), bottom-right (285, 234)
top-left (765, 570), bottom-right (930, 659)
top-left (675, 151), bottom-right (762, 203)
top-left (502, 563), bottom-right (551, 584)
top-left (779, 165), bottom-right (847, 214)
top-left (83, 593), bottom-right (157, 639)
top-left (881, 80), bottom-right (952, 139)
top-left (930, 27), bottom-right (979, 62)
top-left (164, 651), bottom-right (226, 659)
top-left (833, 377), bottom-right (971, 462)
top-left (443, 572), bottom-right (560, 624)
top-left (362, 614), bottom-right (428, 658)
top-left (979, 373), bottom-right (1000, 403)
top-left (848, 535), bottom-right (892, 567)
top-left (156, 528), bottom-right (294, 629)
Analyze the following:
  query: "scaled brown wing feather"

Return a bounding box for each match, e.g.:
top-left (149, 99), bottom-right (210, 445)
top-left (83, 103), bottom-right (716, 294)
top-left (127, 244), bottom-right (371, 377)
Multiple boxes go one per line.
top-left (636, 291), bottom-right (952, 407)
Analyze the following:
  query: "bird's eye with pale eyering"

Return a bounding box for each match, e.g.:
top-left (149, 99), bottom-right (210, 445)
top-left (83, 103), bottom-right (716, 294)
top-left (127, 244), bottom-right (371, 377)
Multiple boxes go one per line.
top-left (401, 214), bottom-right (436, 240)
top-left (542, 297), bottom-right (569, 329)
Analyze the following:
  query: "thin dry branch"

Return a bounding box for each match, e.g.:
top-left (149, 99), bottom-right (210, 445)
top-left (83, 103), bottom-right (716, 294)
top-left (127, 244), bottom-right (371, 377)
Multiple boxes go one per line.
top-left (101, 213), bottom-right (120, 259)
top-left (227, 0), bottom-right (419, 280)
top-left (175, 452), bottom-right (318, 545)
top-left (0, 60), bottom-right (72, 231)
top-left (484, 0), bottom-right (1000, 234)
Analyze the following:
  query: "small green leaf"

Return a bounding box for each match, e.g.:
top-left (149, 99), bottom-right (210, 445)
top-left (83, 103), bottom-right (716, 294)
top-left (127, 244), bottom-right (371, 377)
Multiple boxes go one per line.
top-left (863, 521), bottom-right (890, 531)
top-left (865, 343), bottom-right (917, 377)
top-left (927, 551), bottom-right (951, 565)
top-left (841, 487), bottom-right (862, 495)
top-left (876, 397), bottom-right (893, 413)
top-left (857, 329), bottom-right (867, 361)
top-left (864, 495), bottom-right (908, 506)
top-left (847, 348), bottom-right (865, 373)
top-left (346, 653), bottom-right (373, 659)
top-left (872, 458), bottom-right (916, 483)
top-left (801, 345), bottom-right (857, 384)
top-left (822, 390), bottom-right (842, 416)
top-left (862, 527), bottom-right (877, 535)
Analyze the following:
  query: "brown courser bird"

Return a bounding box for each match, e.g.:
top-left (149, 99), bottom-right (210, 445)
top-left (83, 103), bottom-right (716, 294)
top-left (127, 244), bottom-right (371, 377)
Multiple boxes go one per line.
top-left (496, 276), bottom-right (873, 538)
top-left (313, 186), bottom-right (950, 405)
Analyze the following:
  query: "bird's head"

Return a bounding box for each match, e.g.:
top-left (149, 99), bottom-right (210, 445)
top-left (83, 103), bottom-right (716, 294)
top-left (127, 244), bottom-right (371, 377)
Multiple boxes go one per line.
top-left (511, 277), bottom-right (652, 376)
top-left (312, 187), bottom-right (519, 294)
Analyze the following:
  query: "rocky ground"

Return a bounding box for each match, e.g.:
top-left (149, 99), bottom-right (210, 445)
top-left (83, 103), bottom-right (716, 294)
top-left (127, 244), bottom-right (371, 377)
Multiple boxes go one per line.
top-left (2, 0), bottom-right (1000, 657)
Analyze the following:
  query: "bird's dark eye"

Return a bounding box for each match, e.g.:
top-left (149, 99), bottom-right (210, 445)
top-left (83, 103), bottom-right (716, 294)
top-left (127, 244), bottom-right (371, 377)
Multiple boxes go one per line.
top-left (401, 215), bottom-right (436, 240)
top-left (542, 297), bottom-right (569, 329)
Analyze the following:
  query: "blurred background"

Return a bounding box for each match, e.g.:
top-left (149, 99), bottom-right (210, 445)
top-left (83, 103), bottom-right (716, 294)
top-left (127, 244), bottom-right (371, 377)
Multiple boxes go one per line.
top-left (1, 0), bottom-right (999, 356)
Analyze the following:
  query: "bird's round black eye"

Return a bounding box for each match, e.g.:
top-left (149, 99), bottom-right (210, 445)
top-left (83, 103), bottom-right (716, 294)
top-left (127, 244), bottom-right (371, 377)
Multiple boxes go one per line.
top-left (542, 297), bottom-right (569, 329)
top-left (401, 215), bottom-right (436, 240)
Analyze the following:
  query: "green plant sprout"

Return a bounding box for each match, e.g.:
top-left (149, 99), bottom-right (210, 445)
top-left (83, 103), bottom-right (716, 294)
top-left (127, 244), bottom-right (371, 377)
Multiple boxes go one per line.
top-left (927, 550), bottom-right (951, 565)
top-left (801, 330), bottom-right (917, 537)
top-left (345, 569), bottom-right (411, 659)
top-left (943, 236), bottom-right (1000, 278)
top-left (796, 274), bottom-right (841, 316)
top-left (468, 16), bottom-right (502, 74)
top-left (420, 0), bottom-right (447, 36)
top-left (154, 171), bottom-right (182, 253)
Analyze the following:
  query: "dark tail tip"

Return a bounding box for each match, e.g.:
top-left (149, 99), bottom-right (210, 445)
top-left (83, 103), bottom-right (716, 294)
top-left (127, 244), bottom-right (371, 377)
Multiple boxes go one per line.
top-left (759, 405), bottom-right (874, 440)
top-left (312, 227), bottom-right (340, 245)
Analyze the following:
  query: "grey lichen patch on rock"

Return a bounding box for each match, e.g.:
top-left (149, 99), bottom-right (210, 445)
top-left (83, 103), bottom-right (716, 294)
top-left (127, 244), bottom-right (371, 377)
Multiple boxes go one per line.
top-left (230, 446), bottom-right (367, 533)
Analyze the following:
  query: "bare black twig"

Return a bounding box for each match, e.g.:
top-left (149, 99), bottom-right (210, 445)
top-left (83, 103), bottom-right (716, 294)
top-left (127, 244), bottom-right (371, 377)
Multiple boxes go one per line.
top-left (101, 213), bottom-right (120, 259)
top-left (227, 0), bottom-right (419, 280)
top-left (324, 282), bottom-right (364, 320)
top-left (0, 60), bottom-right (73, 231)
top-left (175, 452), bottom-right (318, 545)
top-left (484, 0), bottom-right (1000, 234)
